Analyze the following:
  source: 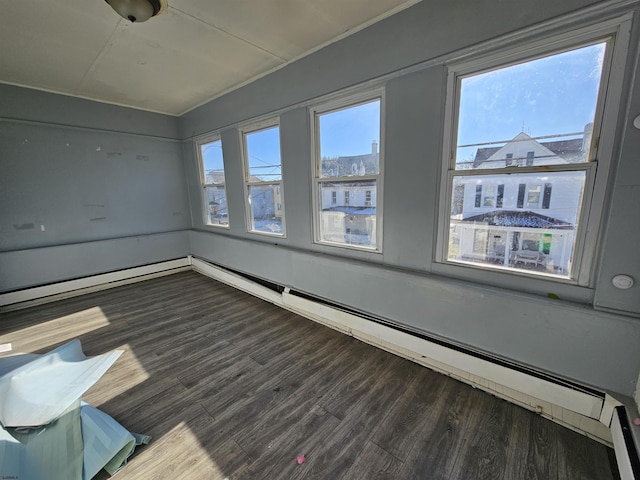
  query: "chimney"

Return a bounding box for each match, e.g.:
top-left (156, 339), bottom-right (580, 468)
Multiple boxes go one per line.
top-left (372, 140), bottom-right (378, 154)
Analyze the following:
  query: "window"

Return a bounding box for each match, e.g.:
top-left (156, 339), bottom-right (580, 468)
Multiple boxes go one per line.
top-left (197, 136), bottom-right (228, 227)
top-left (516, 184), bottom-right (526, 209)
top-left (483, 185), bottom-right (496, 207)
top-left (241, 121), bottom-right (285, 236)
top-left (505, 153), bottom-right (514, 166)
top-left (496, 184), bottom-right (504, 208)
top-left (526, 185), bottom-right (542, 208)
top-left (440, 31), bottom-right (618, 281)
top-left (312, 93), bottom-right (383, 250)
top-left (526, 151), bottom-right (535, 166)
top-left (542, 183), bottom-right (552, 209)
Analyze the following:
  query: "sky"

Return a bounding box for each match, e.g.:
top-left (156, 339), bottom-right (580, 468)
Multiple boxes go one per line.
top-left (245, 126), bottom-right (282, 181)
top-left (456, 42), bottom-right (606, 163)
top-left (202, 100), bottom-right (381, 180)
top-left (201, 127), bottom-right (283, 182)
top-left (203, 42), bottom-right (605, 175)
top-left (319, 99), bottom-right (380, 158)
top-left (201, 139), bottom-right (224, 177)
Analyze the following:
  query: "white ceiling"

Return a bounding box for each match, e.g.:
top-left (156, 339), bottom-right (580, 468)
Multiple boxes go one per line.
top-left (0, 0), bottom-right (420, 116)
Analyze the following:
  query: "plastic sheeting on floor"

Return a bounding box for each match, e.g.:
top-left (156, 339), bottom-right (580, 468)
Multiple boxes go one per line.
top-left (0, 340), bottom-right (150, 479)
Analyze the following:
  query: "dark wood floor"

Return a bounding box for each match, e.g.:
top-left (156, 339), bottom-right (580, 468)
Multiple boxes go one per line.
top-left (0, 272), bottom-right (619, 479)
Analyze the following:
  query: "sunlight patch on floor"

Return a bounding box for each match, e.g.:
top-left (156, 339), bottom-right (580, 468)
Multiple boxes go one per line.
top-left (115, 420), bottom-right (229, 479)
top-left (1, 306), bottom-right (112, 353)
top-left (83, 344), bottom-right (151, 407)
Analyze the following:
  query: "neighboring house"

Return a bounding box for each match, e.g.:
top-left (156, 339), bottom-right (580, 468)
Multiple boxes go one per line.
top-left (320, 142), bottom-right (379, 245)
top-left (204, 172), bottom-right (229, 224)
top-left (205, 172), bottom-right (282, 227)
top-left (452, 128), bottom-right (591, 274)
top-left (249, 183), bottom-right (283, 234)
top-left (247, 182), bottom-right (280, 220)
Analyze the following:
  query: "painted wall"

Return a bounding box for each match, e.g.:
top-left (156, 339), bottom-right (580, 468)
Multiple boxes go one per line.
top-left (189, 230), bottom-right (640, 396)
top-left (180, 0), bottom-right (640, 396)
top-left (0, 231), bottom-right (189, 292)
top-left (0, 84), bottom-right (190, 292)
top-left (0, 0), bottom-right (638, 397)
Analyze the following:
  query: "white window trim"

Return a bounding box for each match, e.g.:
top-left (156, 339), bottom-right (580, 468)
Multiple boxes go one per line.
top-left (310, 89), bottom-right (385, 252)
top-left (435, 14), bottom-right (632, 287)
top-left (239, 118), bottom-right (286, 237)
top-left (195, 133), bottom-right (229, 229)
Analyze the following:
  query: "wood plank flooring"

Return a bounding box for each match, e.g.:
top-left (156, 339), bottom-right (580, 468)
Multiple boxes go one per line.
top-left (0, 272), bottom-right (620, 480)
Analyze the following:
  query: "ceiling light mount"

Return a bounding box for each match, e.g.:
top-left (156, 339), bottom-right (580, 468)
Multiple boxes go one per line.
top-left (105, 0), bottom-right (167, 23)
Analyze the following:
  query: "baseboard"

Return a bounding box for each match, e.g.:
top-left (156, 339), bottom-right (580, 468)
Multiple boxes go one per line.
top-left (0, 256), bottom-right (620, 445)
top-left (612, 406), bottom-right (640, 479)
top-left (191, 258), bottom-right (614, 445)
top-left (191, 257), bottom-right (283, 306)
top-left (280, 288), bottom-right (613, 444)
top-left (0, 258), bottom-right (192, 312)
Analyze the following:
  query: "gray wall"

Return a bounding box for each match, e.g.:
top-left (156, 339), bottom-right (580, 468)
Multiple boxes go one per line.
top-left (189, 230), bottom-right (640, 396)
top-left (180, 0), bottom-right (640, 396)
top-left (1, 0), bottom-right (639, 397)
top-left (0, 84), bottom-right (190, 291)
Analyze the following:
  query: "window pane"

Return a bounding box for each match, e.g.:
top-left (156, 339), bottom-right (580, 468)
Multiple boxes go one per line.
top-left (204, 185), bottom-right (228, 225)
top-left (318, 180), bottom-right (376, 248)
top-left (448, 171), bottom-right (586, 276)
top-left (245, 126), bottom-right (282, 181)
top-left (201, 139), bottom-right (225, 184)
top-left (455, 43), bottom-right (606, 170)
top-left (247, 184), bottom-right (283, 234)
top-left (318, 100), bottom-right (380, 178)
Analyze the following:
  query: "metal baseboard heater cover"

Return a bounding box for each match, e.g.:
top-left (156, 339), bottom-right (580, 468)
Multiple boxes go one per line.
top-left (612, 406), bottom-right (640, 480)
top-left (1, 255), bottom-right (621, 446)
top-left (190, 257), bottom-right (615, 444)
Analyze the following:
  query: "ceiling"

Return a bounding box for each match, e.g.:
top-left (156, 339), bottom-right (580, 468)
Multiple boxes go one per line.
top-left (0, 0), bottom-right (420, 116)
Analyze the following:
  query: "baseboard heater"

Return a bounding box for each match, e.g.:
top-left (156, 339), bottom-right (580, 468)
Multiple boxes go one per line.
top-left (612, 406), bottom-right (640, 480)
top-left (0, 258), bottom-right (192, 312)
top-left (0, 255), bottom-right (628, 449)
top-left (190, 257), bottom-right (618, 446)
top-left (1, 255), bottom-right (633, 453)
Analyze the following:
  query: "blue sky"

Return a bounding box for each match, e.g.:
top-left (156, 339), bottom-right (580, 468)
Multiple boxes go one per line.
top-left (456, 42), bottom-right (606, 162)
top-left (202, 101), bottom-right (381, 179)
top-left (245, 126), bottom-right (282, 181)
top-left (319, 100), bottom-right (380, 158)
top-left (201, 127), bottom-right (283, 181)
top-left (201, 139), bottom-right (224, 176)
top-left (204, 42), bottom-right (605, 173)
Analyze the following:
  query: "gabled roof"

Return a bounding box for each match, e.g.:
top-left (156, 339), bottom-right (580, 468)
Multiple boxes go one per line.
top-left (473, 147), bottom-right (501, 164)
top-left (460, 210), bottom-right (573, 229)
top-left (473, 134), bottom-right (583, 168)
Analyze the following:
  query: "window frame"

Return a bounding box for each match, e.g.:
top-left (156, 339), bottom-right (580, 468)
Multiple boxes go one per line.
top-left (195, 133), bottom-right (229, 229)
top-left (436, 16), bottom-right (631, 287)
top-left (240, 118), bottom-right (286, 237)
top-left (310, 89), bottom-right (385, 252)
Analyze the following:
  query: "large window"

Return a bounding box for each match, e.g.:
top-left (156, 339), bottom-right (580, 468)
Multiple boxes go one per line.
top-left (312, 94), bottom-right (383, 250)
top-left (440, 34), bottom-right (617, 280)
top-left (197, 136), bottom-right (228, 227)
top-left (241, 121), bottom-right (285, 236)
